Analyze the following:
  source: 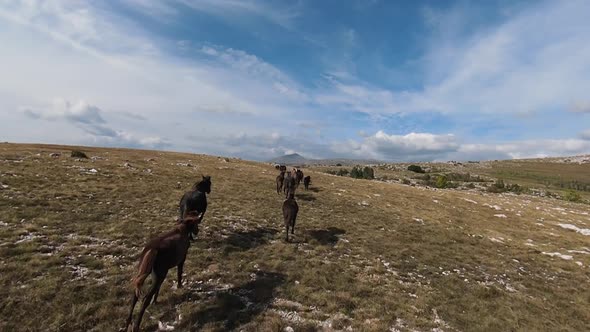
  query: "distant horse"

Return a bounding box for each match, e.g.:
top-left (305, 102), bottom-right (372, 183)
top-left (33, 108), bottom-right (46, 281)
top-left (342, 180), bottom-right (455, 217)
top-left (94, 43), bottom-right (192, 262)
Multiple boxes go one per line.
top-left (276, 171), bottom-right (285, 194)
top-left (283, 172), bottom-right (296, 199)
top-left (179, 176), bottom-right (211, 238)
top-left (295, 169), bottom-right (304, 187)
top-left (303, 176), bottom-right (311, 190)
top-left (123, 212), bottom-right (202, 332)
top-left (282, 193), bottom-right (299, 242)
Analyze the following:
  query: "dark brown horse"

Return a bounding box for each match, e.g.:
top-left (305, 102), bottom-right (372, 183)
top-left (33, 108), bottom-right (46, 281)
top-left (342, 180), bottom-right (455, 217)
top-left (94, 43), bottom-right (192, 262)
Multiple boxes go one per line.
top-left (303, 175), bottom-right (311, 190)
top-left (179, 176), bottom-right (211, 239)
top-left (122, 212), bottom-right (202, 332)
top-left (283, 172), bottom-right (296, 199)
top-left (276, 171), bottom-right (285, 194)
top-left (282, 192), bottom-right (299, 242)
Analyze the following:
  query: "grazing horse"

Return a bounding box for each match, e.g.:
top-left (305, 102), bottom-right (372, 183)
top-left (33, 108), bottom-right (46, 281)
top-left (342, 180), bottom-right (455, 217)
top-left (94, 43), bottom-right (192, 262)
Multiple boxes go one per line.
top-left (276, 171), bottom-right (285, 194)
top-left (282, 192), bottom-right (299, 242)
top-left (303, 175), bottom-right (311, 190)
top-left (283, 172), bottom-right (296, 199)
top-left (123, 212), bottom-right (202, 332)
top-left (179, 176), bottom-right (211, 238)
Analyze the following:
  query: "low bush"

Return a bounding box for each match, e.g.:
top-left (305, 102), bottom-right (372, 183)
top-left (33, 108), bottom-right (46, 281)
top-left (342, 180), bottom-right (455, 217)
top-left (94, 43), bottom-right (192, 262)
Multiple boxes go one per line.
top-left (564, 189), bottom-right (581, 202)
top-left (407, 165), bottom-right (425, 173)
top-left (70, 150), bottom-right (88, 159)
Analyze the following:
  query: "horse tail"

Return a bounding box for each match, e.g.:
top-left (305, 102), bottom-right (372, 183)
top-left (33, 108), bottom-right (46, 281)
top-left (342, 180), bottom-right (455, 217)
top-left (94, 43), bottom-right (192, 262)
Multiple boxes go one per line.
top-left (132, 249), bottom-right (157, 297)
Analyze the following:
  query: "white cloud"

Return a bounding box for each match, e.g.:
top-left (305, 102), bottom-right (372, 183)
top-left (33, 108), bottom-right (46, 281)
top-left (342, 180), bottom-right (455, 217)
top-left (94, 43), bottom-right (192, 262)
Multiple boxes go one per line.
top-left (413, 1), bottom-right (590, 115)
top-left (2, 1), bottom-right (589, 162)
top-left (451, 139), bottom-right (590, 161)
top-left (329, 131), bottom-right (590, 162)
top-left (579, 130), bottom-right (590, 140)
top-left (332, 131), bottom-right (460, 161)
top-left (317, 1), bottom-right (590, 117)
top-left (20, 98), bottom-right (169, 149)
top-left (22, 99), bottom-right (106, 124)
top-left (198, 45), bottom-right (307, 101)
top-left (0, 0), bottom-right (309, 155)
top-left (570, 101), bottom-right (590, 113)
top-left (176, 0), bottom-right (300, 28)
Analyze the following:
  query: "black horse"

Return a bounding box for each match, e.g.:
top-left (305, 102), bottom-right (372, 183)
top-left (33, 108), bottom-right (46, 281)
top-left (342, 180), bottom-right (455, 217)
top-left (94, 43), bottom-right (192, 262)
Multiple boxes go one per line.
top-left (295, 169), bottom-right (304, 187)
top-left (276, 171), bottom-right (285, 194)
top-left (282, 192), bottom-right (299, 242)
top-left (303, 175), bottom-right (311, 190)
top-left (179, 176), bottom-right (211, 238)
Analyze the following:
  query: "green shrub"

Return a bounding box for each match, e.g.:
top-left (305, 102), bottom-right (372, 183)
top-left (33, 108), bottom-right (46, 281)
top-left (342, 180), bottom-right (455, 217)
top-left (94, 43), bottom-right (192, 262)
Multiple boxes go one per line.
top-left (487, 179), bottom-right (506, 193)
top-left (407, 165), bottom-right (425, 173)
top-left (362, 166), bottom-right (375, 179)
top-left (349, 166), bottom-right (374, 179)
top-left (564, 189), bottom-right (581, 202)
top-left (436, 175), bottom-right (448, 188)
top-left (414, 174), bottom-right (431, 181)
top-left (337, 168), bottom-right (349, 177)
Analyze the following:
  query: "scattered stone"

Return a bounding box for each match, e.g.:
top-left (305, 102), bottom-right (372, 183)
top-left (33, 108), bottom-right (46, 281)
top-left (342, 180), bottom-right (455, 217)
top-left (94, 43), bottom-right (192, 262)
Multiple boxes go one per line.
top-left (542, 252), bottom-right (573, 260)
top-left (494, 214), bottom-right (507, 218)
top-left (557, 223), bottom-right (590, 236)
top-left (49, 153), bottom-right (61, 158)
top-left (158, 321), bottom-right (175, 331)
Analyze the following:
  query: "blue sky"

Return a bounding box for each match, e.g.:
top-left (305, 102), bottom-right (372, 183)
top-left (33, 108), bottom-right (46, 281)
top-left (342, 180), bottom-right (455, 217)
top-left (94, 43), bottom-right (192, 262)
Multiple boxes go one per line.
top-left (1, 0), bottom-right (589, 161)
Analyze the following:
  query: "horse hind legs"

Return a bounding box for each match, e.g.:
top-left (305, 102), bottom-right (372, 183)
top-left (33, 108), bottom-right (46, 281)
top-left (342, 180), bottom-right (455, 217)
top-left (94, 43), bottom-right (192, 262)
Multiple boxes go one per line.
top-left (121, 292), bottom-right (139, 332)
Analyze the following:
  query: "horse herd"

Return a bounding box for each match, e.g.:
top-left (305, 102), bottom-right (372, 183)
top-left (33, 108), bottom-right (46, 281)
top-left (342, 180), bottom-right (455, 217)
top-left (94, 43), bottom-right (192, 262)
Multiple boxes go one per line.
top-left (124, 167), bottom-right (312, 331)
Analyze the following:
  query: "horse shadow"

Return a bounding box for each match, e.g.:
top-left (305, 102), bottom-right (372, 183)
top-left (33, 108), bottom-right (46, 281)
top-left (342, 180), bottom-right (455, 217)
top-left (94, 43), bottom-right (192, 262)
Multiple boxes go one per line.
top-left (308, 227), bottom-right (346, 246)
top-left (209, 227), bottom-right (278, 254)
top-left (307, 187), bottom-right (321, 193)
top-left (295, 193), bottom-right (316, 202)
top-left (177, 271), bottom-right (285, 330)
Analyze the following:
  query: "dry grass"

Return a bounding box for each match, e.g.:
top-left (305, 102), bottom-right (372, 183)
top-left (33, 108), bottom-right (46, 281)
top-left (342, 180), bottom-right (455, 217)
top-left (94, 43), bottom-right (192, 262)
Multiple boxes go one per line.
top-left (0, 143), bottom-right (589, 331)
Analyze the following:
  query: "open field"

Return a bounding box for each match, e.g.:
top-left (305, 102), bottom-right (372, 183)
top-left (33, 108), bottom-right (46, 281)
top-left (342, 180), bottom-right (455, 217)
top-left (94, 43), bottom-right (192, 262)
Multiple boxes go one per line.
top-left (314, 158), bottom-right (590, 202)
top-left (1, 143), bottom-right (589, 331)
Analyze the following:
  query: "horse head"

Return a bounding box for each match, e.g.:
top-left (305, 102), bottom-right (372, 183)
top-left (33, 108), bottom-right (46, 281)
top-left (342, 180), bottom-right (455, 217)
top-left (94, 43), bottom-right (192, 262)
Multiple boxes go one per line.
top-left (196, 175), bottom-right (212, 194)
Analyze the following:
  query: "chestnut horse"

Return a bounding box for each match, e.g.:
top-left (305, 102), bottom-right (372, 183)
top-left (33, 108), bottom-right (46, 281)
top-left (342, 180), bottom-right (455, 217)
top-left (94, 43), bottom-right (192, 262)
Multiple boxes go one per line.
top-left (122, 212), bottom-right (202, 332)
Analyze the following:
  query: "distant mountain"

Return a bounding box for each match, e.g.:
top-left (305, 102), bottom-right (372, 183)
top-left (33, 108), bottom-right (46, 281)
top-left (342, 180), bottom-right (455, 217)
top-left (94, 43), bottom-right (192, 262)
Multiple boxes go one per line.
top-left (267, 153), bottom-right (310, 165)
top-left (267, 153), bottom-right (381, 166)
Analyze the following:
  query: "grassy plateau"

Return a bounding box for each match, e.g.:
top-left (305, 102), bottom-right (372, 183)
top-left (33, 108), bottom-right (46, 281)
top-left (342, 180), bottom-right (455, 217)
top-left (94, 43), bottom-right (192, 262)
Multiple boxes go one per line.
top-left (0, 143), bottom-right (589, 331)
